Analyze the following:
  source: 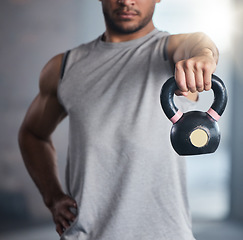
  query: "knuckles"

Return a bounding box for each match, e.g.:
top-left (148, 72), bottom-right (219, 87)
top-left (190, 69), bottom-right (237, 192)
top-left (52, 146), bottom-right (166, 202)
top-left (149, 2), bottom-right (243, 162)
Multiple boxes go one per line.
top-left (175, 57), bottom-right (215, 93)
top-left (50, 194), bottom-right (77, 236)
top-left (184, 59), bottom-right (194, 70)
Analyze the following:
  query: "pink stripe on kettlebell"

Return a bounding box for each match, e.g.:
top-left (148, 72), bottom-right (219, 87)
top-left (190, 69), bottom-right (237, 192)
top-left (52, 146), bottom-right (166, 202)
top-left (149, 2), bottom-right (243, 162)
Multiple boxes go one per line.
top-left (207, 108), bottom-right (221, 121)
top-left (170, 110), bottom-right (183, 124)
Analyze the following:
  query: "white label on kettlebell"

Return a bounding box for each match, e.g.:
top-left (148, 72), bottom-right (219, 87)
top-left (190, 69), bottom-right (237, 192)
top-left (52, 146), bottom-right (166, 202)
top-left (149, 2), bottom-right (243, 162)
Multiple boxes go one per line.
top-left (189, 128), bottom-right (209, 148)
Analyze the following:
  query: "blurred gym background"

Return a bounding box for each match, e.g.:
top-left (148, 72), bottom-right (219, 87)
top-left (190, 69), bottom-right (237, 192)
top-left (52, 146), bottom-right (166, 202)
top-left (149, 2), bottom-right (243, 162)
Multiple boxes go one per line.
top-left (0, 0), bottom-right (243, 239)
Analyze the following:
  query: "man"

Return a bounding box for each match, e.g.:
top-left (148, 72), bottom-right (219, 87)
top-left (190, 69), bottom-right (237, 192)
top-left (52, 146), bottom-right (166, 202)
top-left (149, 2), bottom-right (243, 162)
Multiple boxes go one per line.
top-left (18, 0), bottom-right (218, 239)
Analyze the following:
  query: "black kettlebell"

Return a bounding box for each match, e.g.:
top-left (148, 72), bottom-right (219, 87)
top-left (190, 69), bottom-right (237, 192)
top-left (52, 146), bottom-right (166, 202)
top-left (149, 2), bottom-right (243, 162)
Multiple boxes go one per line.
top-left (160, 74), bottom-right (227, 156)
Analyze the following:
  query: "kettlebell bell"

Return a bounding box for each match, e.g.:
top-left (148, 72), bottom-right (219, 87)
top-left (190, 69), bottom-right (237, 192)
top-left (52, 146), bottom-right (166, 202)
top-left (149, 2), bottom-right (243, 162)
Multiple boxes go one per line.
top-left (160, 74), bottom-right (227, 156)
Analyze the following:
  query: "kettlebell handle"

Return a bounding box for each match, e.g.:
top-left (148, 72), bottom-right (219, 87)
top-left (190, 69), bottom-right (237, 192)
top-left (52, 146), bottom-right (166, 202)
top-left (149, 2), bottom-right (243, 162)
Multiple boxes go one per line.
top-left (160, 74), bottom-right (228, 123)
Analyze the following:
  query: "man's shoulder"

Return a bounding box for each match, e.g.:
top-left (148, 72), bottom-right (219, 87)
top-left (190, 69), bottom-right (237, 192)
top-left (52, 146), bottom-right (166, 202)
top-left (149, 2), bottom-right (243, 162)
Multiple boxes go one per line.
top-left (63, 36), bottom-right (101, 66)
top-left (39, 53), bottom-right (64, 95)
top-left (70, 36), bottom-right (101, 53)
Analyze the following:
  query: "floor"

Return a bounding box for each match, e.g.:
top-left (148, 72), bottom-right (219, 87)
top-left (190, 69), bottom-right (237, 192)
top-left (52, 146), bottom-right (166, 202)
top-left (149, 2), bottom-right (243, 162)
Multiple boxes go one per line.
top-left (0, 219), bottom-right (243, 240)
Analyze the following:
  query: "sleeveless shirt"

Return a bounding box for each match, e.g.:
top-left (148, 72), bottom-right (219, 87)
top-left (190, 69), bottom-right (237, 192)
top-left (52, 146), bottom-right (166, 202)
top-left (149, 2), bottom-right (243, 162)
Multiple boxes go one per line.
top-left (58, 29), bottom-right (196, 240)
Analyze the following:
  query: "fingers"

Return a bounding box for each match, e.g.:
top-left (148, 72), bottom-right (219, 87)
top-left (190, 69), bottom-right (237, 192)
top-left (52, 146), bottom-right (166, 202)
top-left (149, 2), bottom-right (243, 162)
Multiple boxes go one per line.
top-left (174, 56), bottom-right (216, 95)
top-left (56, 223), bottom-right (63, 236)
top-left (203, 68), bottom-right (212, 91)
top-left (50, 194), bottom-right (78, 236)
top-left (56, 215), bottom-right (72, 236)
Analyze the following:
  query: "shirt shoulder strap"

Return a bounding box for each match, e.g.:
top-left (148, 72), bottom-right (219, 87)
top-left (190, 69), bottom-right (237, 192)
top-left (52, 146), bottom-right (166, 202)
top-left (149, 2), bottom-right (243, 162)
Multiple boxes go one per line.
top-left (60, 50), bottom-right (71, 80)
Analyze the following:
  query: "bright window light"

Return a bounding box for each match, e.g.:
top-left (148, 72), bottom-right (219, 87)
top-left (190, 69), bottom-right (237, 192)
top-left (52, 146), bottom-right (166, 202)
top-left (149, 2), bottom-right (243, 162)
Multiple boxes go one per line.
top-left (154, 0), bottom-right (234, 52)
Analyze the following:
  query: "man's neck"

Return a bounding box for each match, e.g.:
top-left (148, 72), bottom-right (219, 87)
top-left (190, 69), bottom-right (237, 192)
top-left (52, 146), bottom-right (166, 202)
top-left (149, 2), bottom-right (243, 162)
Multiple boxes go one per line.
top-left (103, 23), bottom-right (155, 43)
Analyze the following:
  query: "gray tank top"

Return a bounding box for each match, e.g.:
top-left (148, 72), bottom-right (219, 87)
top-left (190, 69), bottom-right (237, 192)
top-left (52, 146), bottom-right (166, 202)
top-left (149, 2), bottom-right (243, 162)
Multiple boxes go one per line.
top-left (58, 29), bottom-right (196, 240)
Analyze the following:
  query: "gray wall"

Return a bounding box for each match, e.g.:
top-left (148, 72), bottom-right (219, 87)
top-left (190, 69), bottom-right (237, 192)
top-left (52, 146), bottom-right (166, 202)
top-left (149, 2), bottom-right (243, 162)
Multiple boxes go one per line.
top-left (0, 0), bottom-right (104, 230)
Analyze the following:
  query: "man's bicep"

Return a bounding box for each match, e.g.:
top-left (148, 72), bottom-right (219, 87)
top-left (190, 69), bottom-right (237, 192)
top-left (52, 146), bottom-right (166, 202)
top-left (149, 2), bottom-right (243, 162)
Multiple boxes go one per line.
top-left (21, 53), bottom-right (66, 139)
top-left (20, 90), bottom-right (67, 141)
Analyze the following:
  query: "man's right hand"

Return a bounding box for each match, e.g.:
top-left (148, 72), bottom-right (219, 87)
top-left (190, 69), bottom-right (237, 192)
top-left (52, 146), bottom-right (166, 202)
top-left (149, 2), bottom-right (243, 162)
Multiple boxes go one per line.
top-left (48, 194), bottom-right (78, 236)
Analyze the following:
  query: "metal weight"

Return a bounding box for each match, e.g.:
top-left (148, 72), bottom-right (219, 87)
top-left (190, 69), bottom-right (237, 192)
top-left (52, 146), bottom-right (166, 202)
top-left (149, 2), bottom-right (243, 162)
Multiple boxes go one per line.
top-left (160, 74), bottom-right (228, 156)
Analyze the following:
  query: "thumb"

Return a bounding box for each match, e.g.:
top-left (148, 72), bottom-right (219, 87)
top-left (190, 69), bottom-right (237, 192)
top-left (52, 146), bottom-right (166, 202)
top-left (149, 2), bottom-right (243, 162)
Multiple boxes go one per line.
top-left (175, 89), bottom-right (188, 97)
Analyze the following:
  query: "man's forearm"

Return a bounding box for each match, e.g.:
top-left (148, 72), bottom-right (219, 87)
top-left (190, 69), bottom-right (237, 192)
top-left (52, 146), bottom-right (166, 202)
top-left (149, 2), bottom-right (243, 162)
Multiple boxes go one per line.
top-left (18, 127), bottom-right (64, 208)
top-left (171, 32), bottom-right (219, 65)
top-left (185, 32), bottom-right (218, 63)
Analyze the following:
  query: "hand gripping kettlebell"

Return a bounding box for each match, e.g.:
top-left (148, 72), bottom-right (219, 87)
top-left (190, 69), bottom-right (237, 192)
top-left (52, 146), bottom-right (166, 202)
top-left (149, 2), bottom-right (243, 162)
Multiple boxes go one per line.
top-left (160, 74), bottom-right (228, 156)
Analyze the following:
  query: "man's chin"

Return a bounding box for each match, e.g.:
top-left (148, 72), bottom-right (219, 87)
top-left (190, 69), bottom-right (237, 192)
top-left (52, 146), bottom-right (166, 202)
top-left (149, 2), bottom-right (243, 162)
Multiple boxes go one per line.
top-left (111, 23), bottom-right (144, 34)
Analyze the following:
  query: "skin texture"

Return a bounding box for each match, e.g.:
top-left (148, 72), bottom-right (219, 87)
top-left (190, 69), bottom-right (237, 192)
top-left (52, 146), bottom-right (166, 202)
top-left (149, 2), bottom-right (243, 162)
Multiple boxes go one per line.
top-left (167, 33), bottom-right (218, 100)
top-left (100, 0), bottom-right (160, 38)
top-left (18, 0), bottom-right (219, 236)
top-left (18, 54), bottom-right (77, 235)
